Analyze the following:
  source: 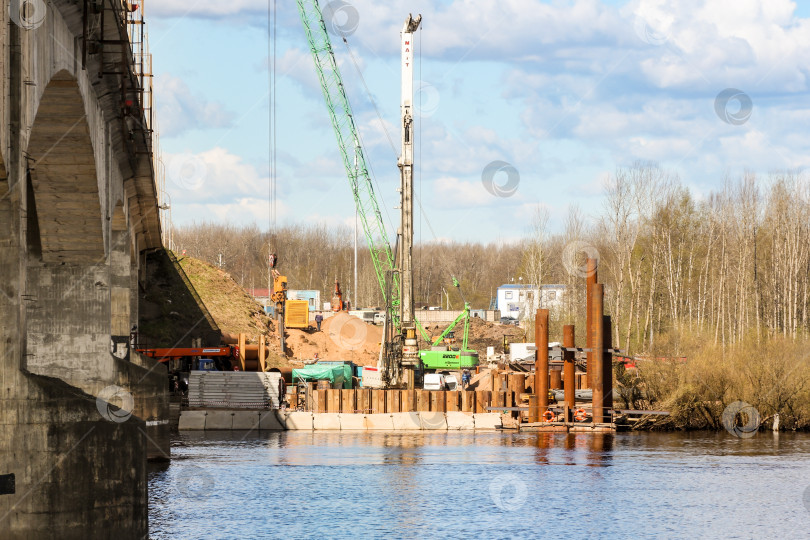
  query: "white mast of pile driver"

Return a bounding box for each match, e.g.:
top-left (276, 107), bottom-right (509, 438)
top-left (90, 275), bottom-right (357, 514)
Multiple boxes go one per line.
top-left (398, 13), bottom-right (422, 387)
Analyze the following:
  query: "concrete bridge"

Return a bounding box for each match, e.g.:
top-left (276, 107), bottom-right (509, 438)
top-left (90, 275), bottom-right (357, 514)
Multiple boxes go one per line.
top-left (0, 1), bottom-right (168, 537)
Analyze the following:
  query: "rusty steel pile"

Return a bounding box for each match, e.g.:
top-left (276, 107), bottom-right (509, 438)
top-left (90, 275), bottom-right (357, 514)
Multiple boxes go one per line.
top-left (524, 257), bottom-right (617, 431)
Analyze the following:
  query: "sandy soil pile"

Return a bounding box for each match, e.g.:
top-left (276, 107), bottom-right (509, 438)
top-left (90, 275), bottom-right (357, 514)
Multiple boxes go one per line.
top-left (418, 315), bottom-right (524, 354)
top-left (173, 253), bottom-right (519, 368)
top-left (170, 255), bottom-right (386, 367)
top-left (178, 256), bottom-right (272, 338)
top-left (283, 313), bottom-right (382, 366)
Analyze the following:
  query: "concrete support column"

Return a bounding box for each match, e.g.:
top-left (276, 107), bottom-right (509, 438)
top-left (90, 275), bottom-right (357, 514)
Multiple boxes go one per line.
top-left (110, 210), bottom-right (131, 360)
top-left (0, 0), bottom-right (168, 533)
top-left (534, 309), bottom-right (549, 416)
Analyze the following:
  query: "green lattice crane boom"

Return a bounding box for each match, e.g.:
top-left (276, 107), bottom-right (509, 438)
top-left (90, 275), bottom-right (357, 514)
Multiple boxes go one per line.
top-left (296, 0), bottom-right (400, 334)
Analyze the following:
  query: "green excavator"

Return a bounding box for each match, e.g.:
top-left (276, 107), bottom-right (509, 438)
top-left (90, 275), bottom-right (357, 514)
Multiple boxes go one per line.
top-left (416, 277), bottom-right (479, 371)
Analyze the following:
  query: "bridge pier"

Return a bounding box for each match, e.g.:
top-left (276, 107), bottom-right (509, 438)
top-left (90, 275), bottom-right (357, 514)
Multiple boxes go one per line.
top-left (0, 1), bottom-right (166, 536)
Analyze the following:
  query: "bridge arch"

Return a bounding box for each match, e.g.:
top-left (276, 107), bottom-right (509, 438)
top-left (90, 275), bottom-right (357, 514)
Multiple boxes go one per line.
top-left (23, 69), bottom-right (110, 383)
top-left (26, 69), bottom-right (104, 264)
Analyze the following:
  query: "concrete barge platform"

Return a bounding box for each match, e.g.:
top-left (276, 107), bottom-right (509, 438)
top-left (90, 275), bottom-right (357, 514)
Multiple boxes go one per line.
top-left (179, 410), bottom-right (504, 431)
top-left (520, 422), bottom-right (619, 433)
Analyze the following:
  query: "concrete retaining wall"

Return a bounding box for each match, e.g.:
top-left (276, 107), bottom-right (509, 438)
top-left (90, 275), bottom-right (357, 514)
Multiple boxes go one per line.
top-left (179, 410), bottom-right (287, 431)
top-left (179, 410), bottom-right (502, 431)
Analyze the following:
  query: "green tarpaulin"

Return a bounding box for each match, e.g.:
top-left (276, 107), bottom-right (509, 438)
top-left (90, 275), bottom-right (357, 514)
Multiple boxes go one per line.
top-left (292, 364), bottom-right (352, 389)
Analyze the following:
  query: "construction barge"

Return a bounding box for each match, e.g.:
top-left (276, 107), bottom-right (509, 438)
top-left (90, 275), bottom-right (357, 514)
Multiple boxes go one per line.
top-left (168, 9), bottom-right (632, 434)
top-left (161, 254), bottom-right (651, 433)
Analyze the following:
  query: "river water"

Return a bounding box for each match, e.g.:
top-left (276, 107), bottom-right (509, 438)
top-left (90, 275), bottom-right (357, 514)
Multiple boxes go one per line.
top-left (148, 430), bottom-right (810, 539)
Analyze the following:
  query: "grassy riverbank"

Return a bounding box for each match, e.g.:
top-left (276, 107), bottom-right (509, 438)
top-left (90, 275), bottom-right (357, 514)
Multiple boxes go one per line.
top-left (614, 334), bottom-right (810, 431)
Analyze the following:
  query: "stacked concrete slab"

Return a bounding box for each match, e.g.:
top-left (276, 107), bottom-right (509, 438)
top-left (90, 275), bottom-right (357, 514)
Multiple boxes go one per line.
top-left (188, 371), bottom-right (281, 409)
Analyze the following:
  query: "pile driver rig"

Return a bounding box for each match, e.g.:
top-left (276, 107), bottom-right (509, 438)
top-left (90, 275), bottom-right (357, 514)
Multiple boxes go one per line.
top-left (296, 1), bottom-right (423, 387)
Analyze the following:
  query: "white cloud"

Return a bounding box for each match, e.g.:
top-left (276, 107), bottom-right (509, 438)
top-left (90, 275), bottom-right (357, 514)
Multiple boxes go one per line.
top-left (151, 0), bottom-right (810, 241)
top-left (150, 0), bottom-right (268, 18)
top-left (433, 176), bottom-right (498, 208)
top-left (356, 112), bottom-right (397, 151)
top-left (630, 0), bottom-right (810, 92)
top-left (277, 47), bottom-right (320, 93)
top-left (423, 123), bottom-right (517, 176)
top-left (151, 0), bottom-right (810, 96)
top-left (155, 75), bottom-right (233, 137)
top-left (164, 147), bottom-right (268, 203)
top-left (174, 198), bottom-right (290, 226)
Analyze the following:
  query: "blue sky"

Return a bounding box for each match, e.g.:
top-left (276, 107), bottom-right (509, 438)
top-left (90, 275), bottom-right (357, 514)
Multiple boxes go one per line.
top-left (147, 0), bottom-right (810, 244)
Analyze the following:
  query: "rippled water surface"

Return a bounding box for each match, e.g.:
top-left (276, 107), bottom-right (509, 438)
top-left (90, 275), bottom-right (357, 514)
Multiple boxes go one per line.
top-left (148, 430), bottom-right (810, 539)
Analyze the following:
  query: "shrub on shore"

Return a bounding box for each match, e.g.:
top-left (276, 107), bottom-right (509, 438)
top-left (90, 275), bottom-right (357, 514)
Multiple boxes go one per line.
top-left (619, 334), bottom-right (810, 431)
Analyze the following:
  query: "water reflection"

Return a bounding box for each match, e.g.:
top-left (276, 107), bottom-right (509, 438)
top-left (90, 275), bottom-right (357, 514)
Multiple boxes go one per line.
top-left (587, 433), bottom-right (613, 467)
top-left (532, 432), bottom-right (554, 465)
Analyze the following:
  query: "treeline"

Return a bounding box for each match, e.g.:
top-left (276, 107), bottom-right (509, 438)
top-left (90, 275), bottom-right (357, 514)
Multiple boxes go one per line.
top-left (173, 163), bottom-right (810, 353)
top-left (172, 222), bottom-right (523, 311)
top-left (594, 164), bottom-right (810, 352)
top-left (173, 166), bottom-right (810, 428)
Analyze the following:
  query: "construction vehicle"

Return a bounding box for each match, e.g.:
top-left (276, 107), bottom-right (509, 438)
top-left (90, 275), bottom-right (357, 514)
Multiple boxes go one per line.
top-left (423, 373), bottom-right (458, 391)
top-left (270, 267), bottom-right (308, 342)
top-left (415, 276), bottom-right (479, 370)
top-left (296, 2), bottom-right (421, 388)
top-left (349, 309), bottom-right (376, 324)
top-left (268, 250), bottom-right (311, 349)
top-left (396, 14), bottom-right (423, 379)
top-left (138, 346), bottom-right (240, 367)
top-left (416, 302), bottom-right (479, 370)
top-left (297, 3), bottom-right (480, 382)
top-left (139, 345), bottom-right (239, 394)
top-left (284, 299), bottom-right (310, 329)
top-left (270, 270), bottom-right (288, 351)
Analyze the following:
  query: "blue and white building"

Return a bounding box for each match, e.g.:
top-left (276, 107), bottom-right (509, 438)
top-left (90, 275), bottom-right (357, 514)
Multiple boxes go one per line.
top-left (287, 289), bottom-right (321, 312)
top-left (496, 284), bottom-right (566, 320)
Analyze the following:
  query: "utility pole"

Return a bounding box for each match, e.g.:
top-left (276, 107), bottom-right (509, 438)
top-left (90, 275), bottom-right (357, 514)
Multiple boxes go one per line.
top-left (354, 204), bottom-right (358, 309)
top-left (398, 13), bottom-right (422, 386)
top-left (354, 139), bottom-right (360, 310)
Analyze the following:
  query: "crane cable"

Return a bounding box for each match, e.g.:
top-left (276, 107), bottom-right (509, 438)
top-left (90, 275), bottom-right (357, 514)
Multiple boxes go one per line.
top-left (418, 26), bottom-right (422, 299)
top-left (268, 0), bottom-right (277, 239)
top-left (340, 37), bottom-right (397, 236)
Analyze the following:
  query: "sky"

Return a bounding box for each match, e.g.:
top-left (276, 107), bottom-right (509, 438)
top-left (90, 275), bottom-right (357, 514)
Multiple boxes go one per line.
top-left (146, 0), bottom-right (810, 245)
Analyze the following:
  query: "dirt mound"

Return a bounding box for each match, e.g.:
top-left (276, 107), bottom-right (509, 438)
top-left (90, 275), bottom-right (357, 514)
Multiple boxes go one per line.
top-left (146, 253), bottom-right (384, 368)
top-left (284, 313), bottom-right (382, 366)
top-left (139, 250), bottom-right (222, 347)
top-left (417, 315), bottom-right (524, 355)
top-left (177, 255), bottom-right (272, 338)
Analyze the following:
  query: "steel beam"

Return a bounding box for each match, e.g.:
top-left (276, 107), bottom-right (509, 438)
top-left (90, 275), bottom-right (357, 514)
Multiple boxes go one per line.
top-left (534, 309), bottom-right (549, 415)
top-left (585, 258), bottom-right (597, 388)
top-left (591, 284), bottom-right (604, 423)
top-left (563, 324), bottom-right (575, 421)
